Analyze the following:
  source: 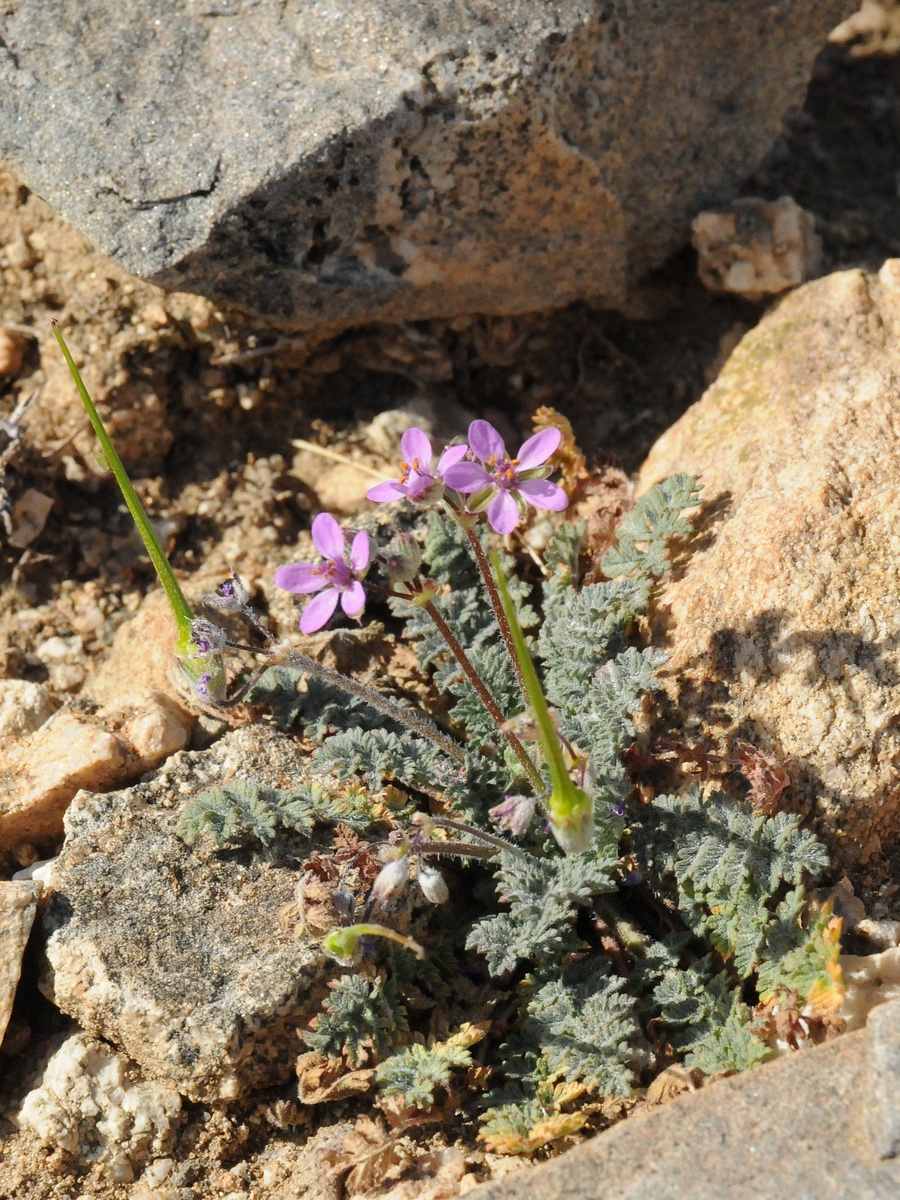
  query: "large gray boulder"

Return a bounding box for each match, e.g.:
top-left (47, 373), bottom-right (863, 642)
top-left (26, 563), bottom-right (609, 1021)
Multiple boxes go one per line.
top-left (0, 1), bottom-right (849, 328)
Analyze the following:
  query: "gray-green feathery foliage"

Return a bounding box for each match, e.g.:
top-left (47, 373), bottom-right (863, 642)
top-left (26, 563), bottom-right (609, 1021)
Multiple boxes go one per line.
top-left (178, 473), bottom-right (838, 1150)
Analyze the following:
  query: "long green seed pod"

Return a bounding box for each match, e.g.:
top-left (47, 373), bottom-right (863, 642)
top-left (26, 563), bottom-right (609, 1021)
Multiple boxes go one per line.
top-left (53, 323), bottom-right (226, 701)
top-left (489, 549), bottom-right (595, 854)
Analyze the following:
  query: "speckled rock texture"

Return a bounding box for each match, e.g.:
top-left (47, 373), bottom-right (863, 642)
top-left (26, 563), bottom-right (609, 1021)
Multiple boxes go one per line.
top-left (0, 1), bottom-right (849, 328)
top-left (39, 725), bottom-right (327, 1102)
top-left (474, 1010), bottom-right (900, 1200)
top-left (638, 261), bottom-right (900, 869)
top-left (0, 880), bottom-right (40, 1046)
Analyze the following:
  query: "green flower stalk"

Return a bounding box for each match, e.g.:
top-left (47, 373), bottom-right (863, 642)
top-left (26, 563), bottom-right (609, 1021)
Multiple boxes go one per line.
top-left (53, 324), bottom-right (227, 703)
top-left (489, 549), bottom-right (595, 854)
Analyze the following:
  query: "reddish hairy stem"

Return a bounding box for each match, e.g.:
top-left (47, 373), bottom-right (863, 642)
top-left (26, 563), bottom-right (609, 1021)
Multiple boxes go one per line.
top-left (423, 599), bottom-right (543, 791)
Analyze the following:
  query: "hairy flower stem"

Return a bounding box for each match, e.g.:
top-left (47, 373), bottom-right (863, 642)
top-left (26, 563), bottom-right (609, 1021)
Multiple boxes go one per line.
top-left (418, 839), bottom-right (500, 861)
top-left (422, 600), bottom-right (543, 792)
top-left (460, 522), bottom-right (529, 703)
top-left (286, 650), bottom-right (466, 765)
top-left (421, 813), bottom-right (526, 857)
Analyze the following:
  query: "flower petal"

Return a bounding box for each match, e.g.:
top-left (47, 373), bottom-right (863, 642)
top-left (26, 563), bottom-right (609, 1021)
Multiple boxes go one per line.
top-left (517, 478), bottom-right (569, 512)
top-left (468, 419), bottom-right (506, 463)
top-left (349, 530), bottom-right (370, 573)
top-left (488, 489), bottom-right (520, 534)
top-left (367, 480), bottom-right (407, 503)
top-left (436, 442), bottom-right (468, 475)
top-left (404, 468), bottom-right (436, 499)
top-left (516, 426), bottom-right (561, 470)
top-left (340, 579), bottom-right (367, 618)
top-left (443, 462), bottom-right (492, 493)
top-left (300, 587), bottom-right (340, 633)
top-left (311, 512), bottom-right (345, 561)
top-left (274, 562), bottom-right (326, 594)
top-left (400, 427), bottom-right (433, 468)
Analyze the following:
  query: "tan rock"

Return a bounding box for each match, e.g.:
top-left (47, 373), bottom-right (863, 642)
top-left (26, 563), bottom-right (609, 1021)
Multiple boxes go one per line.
top-left (0, 680), bottom-right (55, 738)
top-left (115, 692), bottom-right (194, 773)
top-left (0, 714), bottom-right (127, 850)
top-left (638, 261), bottom-right (900, 868)
top-left (691, 195), bottom-right (822, 298)
top-left (0, 880), bottom-right (40, 1046)
top-left (87, 588), bottom-right (183, 709)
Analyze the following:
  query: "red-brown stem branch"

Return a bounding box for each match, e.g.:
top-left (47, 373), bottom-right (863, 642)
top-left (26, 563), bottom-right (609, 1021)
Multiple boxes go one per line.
top-left (423, 599), bottom-right (543, 791)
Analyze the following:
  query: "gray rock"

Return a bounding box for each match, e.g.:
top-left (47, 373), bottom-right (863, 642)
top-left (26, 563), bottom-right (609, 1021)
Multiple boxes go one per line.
top-left (868, 1000), bottom-right (900, 1159)
top-left (0, 880), bottom-right (40, 1047)
top-left (0, 0), bottom-right (849, 328)
top-left (475, 1018), bottom-right (900, 1200)
top-left (39, 725), bottom-right (327, 1102)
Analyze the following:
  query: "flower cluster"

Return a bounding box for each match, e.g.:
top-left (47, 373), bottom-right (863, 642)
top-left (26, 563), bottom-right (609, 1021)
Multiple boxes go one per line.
top-left (277, 420), bottom-right (567, 634)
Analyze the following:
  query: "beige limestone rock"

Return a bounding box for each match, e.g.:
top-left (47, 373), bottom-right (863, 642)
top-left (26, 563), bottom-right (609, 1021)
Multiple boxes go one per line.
top-left (87, 589), bottom-right (183, 709)
top-left (15, 1032), bottom-right (182, 1182)
top-left (0, 714), bottom-right (127, 851)
top-left (0, 880), bottom-right (40, 1046)
top-left (0, 679), bottom-right (55, 738)
top-left (106, 691), bottom-right (194, 774)
top-left (637, 261), bottom-right (900, 868)
top-left (692, 195), bottom-right (822, 298)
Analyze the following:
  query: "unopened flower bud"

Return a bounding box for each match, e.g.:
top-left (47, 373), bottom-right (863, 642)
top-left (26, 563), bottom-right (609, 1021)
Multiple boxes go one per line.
top-left (371, 855), bottom-right (409, 904)
top-left (188, 618), bottom-right (227, 658)
top-left (405, 578), bottom-right (441, 607)
top-left (489, 794), bottom-right (538, 839)
top-left (381, 533), bottom-right (423, 584)
top-left (418, 864), bottom-right (449, 905)
top-left (331, 887), bottom-right (357, 924)
top-left (203, 575), bottom-right (249, 611)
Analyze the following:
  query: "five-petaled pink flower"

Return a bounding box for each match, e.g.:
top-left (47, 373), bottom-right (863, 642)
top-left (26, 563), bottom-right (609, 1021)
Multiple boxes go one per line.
top-left (275, 513), bottom-right (370, 634)
top-left (367, 427), bottom-right (468, 505)
top-left (443, 420), bottom-right (568, 534)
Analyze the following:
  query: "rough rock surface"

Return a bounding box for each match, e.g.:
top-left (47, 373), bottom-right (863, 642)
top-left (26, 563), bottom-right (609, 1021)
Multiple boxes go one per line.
top-left (638, 261), bottom-right (900, 868)
top-left (15, 1032), bottom-right (182, 1184)
top-left (692, 195), bottom-right (823, 298)
top-left (0, 880), bottom-right (40, 1046)
top-left (0, 679), bottom-right (55, 739)
top-left (475, 1008), bottom-right (900, 1200)
top-left (39, 725), bottom-right (328, 1102)
top-left (0, 1), bottom-right (849, 327)
top-left (0, 713), bottom-right (128, 852)
top-left (0, 693), bottom-right (193, 854)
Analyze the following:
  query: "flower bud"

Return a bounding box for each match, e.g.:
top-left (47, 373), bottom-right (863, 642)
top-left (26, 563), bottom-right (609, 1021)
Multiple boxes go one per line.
top-left (381, 533), bottom-right (423, 584)
top-left (188, 617), bottom-right (227, 658)
top-left (418, 864), bottom-right (449, 905)
top-left (489, 794), bottom-right (537, 838)
top-left (405, 578), bottom-right (441, 607)
top-left (371, 855), bottom-right (409, 904)
top-left (203, 575), bottom-right (249, 611)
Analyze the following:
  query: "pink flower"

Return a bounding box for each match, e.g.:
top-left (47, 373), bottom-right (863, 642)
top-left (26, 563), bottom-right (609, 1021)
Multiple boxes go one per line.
top-left (275, 513), bottom-right (370, 634)
top-left (367, 427), bottom-right (468, 504)
top-left (443, 420), bottom-right (568, 534)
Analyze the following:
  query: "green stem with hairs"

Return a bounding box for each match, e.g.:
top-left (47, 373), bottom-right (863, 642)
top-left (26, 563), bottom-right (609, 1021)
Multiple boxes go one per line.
top-left (488, 549), bottom-right (594, 853)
